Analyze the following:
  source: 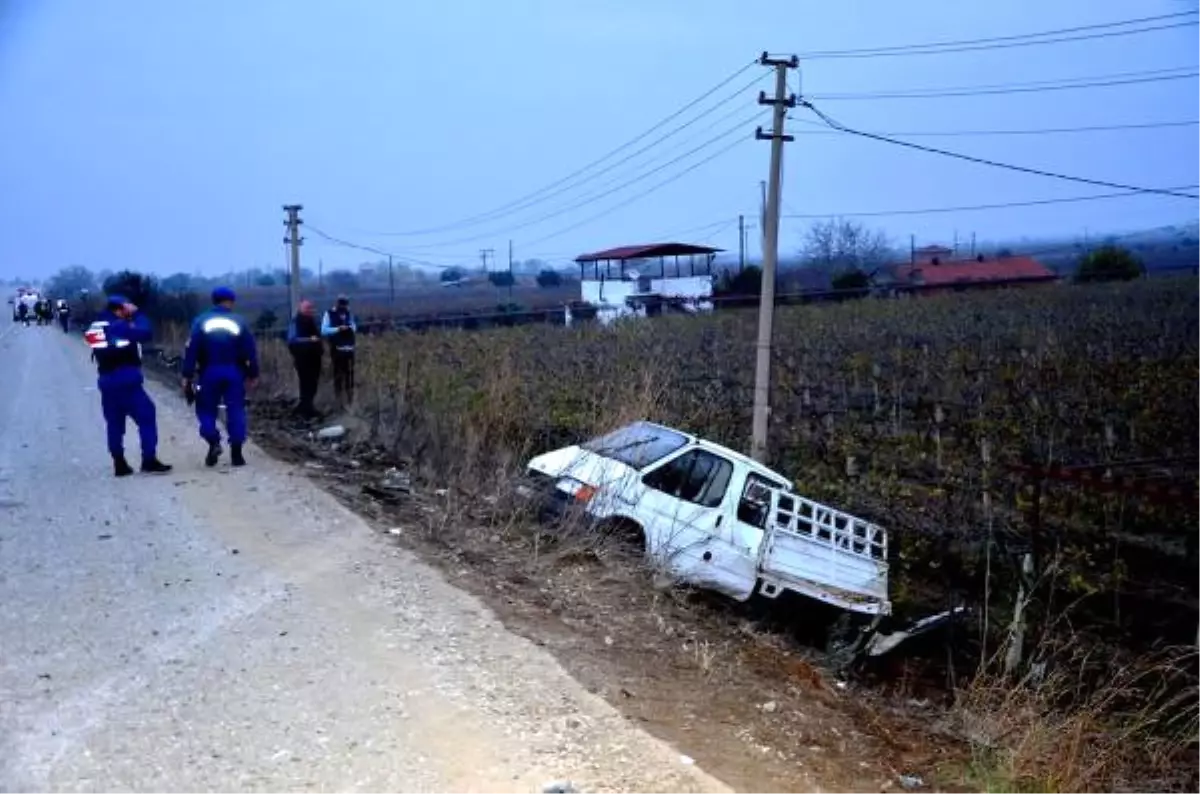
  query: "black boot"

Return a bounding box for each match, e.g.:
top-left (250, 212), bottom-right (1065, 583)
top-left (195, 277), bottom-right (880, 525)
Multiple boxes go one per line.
top-left (204, 441), bottom-right (222, 467)
top-left (113, 455), bottom-right (134, 477)
top-left (230, 444), bottom-right (246, 467)
top-left (141, 457), bottom-right (173, 474)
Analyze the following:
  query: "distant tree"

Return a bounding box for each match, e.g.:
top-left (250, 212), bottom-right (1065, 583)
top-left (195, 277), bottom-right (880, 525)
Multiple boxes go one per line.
top-left (255, 274), bottom-right (276, 287)
top-left (45, 265), bottom-right (97, 298)
top-left (536, 269), bottom-right (563, 288)
top-left (1075, 245), bottom-right (1144, 283)
top-left (716, 265), bottom-right (763, 295)
top-left (996, 247), bottom-right (1015, 258)
top-left (440, 267), bottom-right (465, 283)
top-left (160, 272), bottom-right (194, 293)
top-left (800, 219), bottom-right (895, 274)
top-left (102, 270), bottom-right (159, 310)
top-left (325, 269), bottom-right (360, 291)
top-left (255, 309), bottom-right (278, 333)
top-left (831, 268), bottom-right (871, 296)
top-left (487, 270), bottom-right (515, 288)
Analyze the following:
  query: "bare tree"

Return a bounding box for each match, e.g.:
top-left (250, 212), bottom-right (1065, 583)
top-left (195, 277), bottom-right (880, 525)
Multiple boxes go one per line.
top-left (800, 218), bottom-right (896, 275)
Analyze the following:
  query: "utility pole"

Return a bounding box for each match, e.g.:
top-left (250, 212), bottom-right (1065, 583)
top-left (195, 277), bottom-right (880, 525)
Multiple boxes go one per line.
top-left (283, 204), bottom-right (304, 311)
top-left (388, 254), bottom-right (395, 311)
top-left (738, 214), bottom-right (746, 272)
top-left (749, 52), bottom-right (798, 465)
top-left (318, 259), bottom-right (324, 289)
top-left (759, 180), bottom-right (768, 256)
top-left (971, 231), bottom-right (977, 258)
top-left (507, 239), bottom-right (514, 301)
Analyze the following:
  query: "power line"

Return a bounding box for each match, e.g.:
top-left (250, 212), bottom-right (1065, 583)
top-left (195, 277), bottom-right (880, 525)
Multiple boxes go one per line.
top-left (796, 13), bottom-right (1198, 60)
top-left (350, 59), bottom-right (761, 237)
top-left (371, 93), bottom-right (769, 253)
top-left (522, 135), bottom-right (752, 249)
top-left (305, 224), bottom-right (462, 271)
top-left (808, 68), bottom-right (1198, 100)
top-left (801, 101), bottom-right (1200, 200)
top-left (789, 118), bottom-right (1200, 137)
top-left (364, 110), bottom-right (769, 251)
top-left (781, 186), bottom-right (1200, 219)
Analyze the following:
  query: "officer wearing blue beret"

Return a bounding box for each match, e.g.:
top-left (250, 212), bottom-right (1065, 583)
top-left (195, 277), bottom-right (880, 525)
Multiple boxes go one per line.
top-left (85, 294), bottom-right (173, 476)
top-left (180, 286), bottom-right (259, 467)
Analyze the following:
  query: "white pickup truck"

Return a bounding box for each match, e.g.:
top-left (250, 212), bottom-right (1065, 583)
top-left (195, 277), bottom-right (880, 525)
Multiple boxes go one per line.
top-left (519, 420), bottom-right (891, 617)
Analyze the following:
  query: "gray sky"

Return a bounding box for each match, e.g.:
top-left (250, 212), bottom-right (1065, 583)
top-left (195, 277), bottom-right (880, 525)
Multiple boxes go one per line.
top-left (1, 0), bottom-right (1197, 279)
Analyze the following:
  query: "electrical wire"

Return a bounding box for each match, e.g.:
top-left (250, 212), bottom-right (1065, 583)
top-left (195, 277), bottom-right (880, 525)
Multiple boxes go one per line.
top-left (796, 13), bottom-right (1198, 60)
top-left (522, 135), bottom-right (752, 249)
top-left (305, 224), bottom-right (462, 271)
top-left (382, 95), bottom-right (769, 254)
top-left (780, 186), bottom-right (1200, 219)
top-left (801, 101), bottom-right (1200, 200)
top-left (364, 110), bottom-right (769, 250)
top-left (348, 59), bottom-right (762, 237)
top-left (788, 118), bottom-right (1200, 137)
top-left (808, 68), bottom-right (1198, 100)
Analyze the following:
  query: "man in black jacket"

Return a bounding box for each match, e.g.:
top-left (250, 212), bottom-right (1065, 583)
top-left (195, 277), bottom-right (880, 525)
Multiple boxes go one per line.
top-left (287, 299), bottom-right (323, 419)
top-left (321, 294), bottom-right (357, 406)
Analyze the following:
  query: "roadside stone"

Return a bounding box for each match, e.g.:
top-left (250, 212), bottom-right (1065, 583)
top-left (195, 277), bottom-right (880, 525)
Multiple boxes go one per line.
top-left (760, 700), bottom-right (778, 714)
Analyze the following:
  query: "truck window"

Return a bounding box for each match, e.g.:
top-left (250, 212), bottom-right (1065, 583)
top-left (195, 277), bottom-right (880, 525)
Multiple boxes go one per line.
top-left (737, 473), bottom-right (778, 529)
top-left (643, 449), bottom-right (733, 508)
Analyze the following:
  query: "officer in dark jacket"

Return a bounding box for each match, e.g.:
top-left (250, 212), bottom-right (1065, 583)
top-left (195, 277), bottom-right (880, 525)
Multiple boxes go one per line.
top-left (180, 286), bottom-right (259, 468)
top-left (56, 299), bottom-right (71, 333)
top-left (287, 299), bottom-right (323, 419)
top-left (85, 295), bottom-right (172, 476)
top-left (321, 294), bottom-right (357, 405)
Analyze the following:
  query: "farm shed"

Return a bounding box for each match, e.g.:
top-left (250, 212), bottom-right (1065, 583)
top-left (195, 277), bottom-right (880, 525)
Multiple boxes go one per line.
top-left (568, 242), bottom-right (724, 326)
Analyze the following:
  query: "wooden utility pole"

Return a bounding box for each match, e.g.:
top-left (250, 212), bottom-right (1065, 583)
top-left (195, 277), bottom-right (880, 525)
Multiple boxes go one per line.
top-left (738, 214), bottom-right (746, 272)
top-left (749, 52), bottom-right (798, 464)
top-left (283, 204), bottom-right (304, 311)
top-left (507, 239), bottom-right (514, 301)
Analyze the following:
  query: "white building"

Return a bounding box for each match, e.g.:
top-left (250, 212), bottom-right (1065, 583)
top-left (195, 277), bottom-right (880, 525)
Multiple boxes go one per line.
top-left (566, 243), bottom-right (722, 327)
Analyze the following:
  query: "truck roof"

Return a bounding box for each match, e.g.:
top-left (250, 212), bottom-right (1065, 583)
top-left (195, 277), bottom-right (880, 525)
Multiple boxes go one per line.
top-left (638, 420), bottom-right (793, 490)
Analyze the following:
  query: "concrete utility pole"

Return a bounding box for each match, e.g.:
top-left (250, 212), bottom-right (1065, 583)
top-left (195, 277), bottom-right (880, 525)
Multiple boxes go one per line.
top-left (738, 214), bottom-right (746, 272)
top-left (479, 248), bottom-right (494, 274)
top-left (507, 239), bottom-right (514, 301)
top-left (759, 180), bottom-right (768, 255)
top-left (749, 52), bottom-right (798, 465)
top-left (388, 254), bottom-right (396, 310)
top-left (283, 204), bottom-right (304, 311)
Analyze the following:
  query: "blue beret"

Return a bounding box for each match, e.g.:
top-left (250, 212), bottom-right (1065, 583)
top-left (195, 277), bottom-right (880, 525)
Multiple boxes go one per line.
top-left (105, 294), bottom-right (127, 307)
top-left (211, 286), bottom-right (237, 304)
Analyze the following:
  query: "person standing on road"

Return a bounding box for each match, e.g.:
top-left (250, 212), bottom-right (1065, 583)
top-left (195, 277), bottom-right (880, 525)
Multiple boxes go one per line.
top-left (321, 294), bottom-right (357, 406)
top-left (85, 295), bottom-right (173, 477)
top-left (55, 299), bottom-right (71, 333)
top-left (180, 286), bottom-right (259, 468)
top-left (287, 299), bottom-right (324, 419)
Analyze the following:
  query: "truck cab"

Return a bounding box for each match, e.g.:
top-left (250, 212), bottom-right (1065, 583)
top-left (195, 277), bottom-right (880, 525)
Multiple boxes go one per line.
top-left (521, 420), bottom-right (891, 616)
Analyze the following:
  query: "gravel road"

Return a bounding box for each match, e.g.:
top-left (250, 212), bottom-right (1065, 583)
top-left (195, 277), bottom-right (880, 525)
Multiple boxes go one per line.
top-left (0, 323), bottom-right (732, 793)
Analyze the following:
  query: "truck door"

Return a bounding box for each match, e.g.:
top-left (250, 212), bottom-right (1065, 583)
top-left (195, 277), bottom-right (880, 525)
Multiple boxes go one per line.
top-left (637, 448), bottom-right (756, 600)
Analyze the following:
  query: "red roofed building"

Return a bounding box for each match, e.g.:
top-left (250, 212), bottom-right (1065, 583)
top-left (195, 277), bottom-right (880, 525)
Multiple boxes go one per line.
top-left (891, 252), bottom-right (1058, 294)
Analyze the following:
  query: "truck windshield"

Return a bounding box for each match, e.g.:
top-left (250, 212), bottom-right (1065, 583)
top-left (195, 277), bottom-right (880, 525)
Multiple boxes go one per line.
top-left (581, 422), bottom-right (689, 470)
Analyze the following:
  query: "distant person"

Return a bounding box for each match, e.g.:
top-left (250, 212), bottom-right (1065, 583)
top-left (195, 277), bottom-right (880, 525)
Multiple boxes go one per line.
top-left (180, 286), bottom-right (259, 468)
top-left (55, 299), bottom-right (71, 332)
top-left (85, 295), bottom-right (172, 476)
top-left (287, 299), bottom-right (324, 419)
top-left (321, 294), bottom-right (357, 406)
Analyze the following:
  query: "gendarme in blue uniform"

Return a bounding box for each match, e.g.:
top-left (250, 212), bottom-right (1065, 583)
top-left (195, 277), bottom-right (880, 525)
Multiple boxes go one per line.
top-left (86, 295), bottom-right (171, 476)
top-left (180, 286), bottom-right (259, 467)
